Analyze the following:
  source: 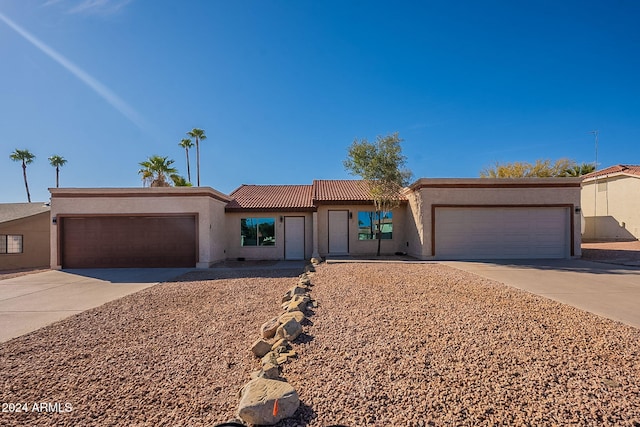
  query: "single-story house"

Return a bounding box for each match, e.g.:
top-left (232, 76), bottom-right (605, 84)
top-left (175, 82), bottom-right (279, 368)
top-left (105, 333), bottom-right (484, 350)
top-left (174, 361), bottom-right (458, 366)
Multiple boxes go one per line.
top-left (0, 203), bottom-right (51, 270)
top-left (581, 165), bottom-right (640, 241)
top-left (48, 177), bottom-right (582, 268)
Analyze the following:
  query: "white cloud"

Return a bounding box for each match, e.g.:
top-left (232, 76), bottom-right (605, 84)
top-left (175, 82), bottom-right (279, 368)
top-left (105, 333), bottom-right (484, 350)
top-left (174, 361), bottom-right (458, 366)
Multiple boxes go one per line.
top-left (0, 11), bottom-right (147, 131)
top-left (42, 0), bottom-right (134, 15)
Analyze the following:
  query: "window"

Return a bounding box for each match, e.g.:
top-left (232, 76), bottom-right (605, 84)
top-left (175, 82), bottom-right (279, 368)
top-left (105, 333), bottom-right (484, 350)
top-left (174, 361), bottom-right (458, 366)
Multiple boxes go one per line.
top-left (241, 218), bottom-right (276, 246)
top-left (0, 235), bottom-right (23, 254)
top-left (357, 211), bottom-right (393, 240)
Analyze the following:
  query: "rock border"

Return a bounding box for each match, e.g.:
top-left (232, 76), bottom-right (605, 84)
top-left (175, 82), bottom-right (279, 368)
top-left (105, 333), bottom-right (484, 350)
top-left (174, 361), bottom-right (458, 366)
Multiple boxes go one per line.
top-left (228, 260), bottom-right (320, 426)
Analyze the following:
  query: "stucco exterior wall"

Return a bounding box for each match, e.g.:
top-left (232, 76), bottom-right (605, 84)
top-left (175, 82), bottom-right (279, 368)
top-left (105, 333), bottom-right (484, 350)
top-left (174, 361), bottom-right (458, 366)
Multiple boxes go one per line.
top-left (315, 204), bottom-right (408, 257)
top-left (0, 212), bottom-right (50, 270)
top-left (410, 179), bottom-right (582, 259)
top-left (49, 188), bottom-right (229, 268)
top-left (224, 211), bottom-right (313, 260)
top-left (582, 176), bottom-right (640, 240)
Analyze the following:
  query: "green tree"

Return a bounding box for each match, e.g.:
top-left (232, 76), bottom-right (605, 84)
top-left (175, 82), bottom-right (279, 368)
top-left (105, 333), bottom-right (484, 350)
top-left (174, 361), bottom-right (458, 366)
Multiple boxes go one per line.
top-left (480, 158), bottom-right (576, 178)
top-left (186, 128), bottom-right (207, 186)
top-left (560, 162), bottom-right (596, 177)
top-left (48, 154), bottom-right (67, 188)
top-left (10, 149), bottom-right (36, 202)
top-left (171, 174), bottom-right (192, 187)
top-left (178, 138), bottom-right (194, 184)
top-left (138, 155), bottom-right (178, 187)
top-left (344, 132), bottom-right (413, 256)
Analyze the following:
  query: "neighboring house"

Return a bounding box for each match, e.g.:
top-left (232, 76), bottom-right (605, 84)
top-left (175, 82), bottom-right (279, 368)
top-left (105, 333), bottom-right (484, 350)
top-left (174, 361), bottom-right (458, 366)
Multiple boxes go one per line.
top-left (0, 203), bottom-right (51, 270)
top-left (581, 165), bottom-right (640, 241)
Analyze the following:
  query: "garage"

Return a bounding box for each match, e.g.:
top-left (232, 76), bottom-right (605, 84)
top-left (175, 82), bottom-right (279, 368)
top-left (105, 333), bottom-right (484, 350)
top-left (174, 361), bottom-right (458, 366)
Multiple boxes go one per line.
top-left (60, 215), bottom-right (197, 268)
top-left (434, 206), bottom-right (571, 259)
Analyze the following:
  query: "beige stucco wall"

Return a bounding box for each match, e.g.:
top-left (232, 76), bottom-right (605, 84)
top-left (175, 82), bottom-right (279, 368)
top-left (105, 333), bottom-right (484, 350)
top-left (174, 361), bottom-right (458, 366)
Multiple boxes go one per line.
top-left (315, 204), bottom-right (408, 257)
top-left (224, 211), bottom-right (313, 260)
top-left (0, 212), bottom-right (50, 270)
top-left (409, 178), bottom-right (582, 259)
top-left (49, 188), bottom-right (229, 268)
top-left (581, 175), bottom-right (640, 240)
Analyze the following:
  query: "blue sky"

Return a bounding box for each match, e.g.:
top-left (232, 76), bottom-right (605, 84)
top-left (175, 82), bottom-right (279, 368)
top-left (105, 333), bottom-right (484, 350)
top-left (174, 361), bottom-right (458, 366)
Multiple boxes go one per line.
top-left (1, 0), bottom-right (639, 203)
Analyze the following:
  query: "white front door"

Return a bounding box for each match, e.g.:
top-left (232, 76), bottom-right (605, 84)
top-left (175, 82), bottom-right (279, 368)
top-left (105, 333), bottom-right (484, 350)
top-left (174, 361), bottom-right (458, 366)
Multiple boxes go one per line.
top-left (285, 216), bottom-right (305, 260)
top-left (328, 210), bottom-right (349, 254)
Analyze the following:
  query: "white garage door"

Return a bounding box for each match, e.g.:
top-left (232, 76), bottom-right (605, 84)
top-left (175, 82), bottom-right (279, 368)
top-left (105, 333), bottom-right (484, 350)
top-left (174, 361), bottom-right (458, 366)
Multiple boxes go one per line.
top-left (435, 207), bottom-right (569, 259)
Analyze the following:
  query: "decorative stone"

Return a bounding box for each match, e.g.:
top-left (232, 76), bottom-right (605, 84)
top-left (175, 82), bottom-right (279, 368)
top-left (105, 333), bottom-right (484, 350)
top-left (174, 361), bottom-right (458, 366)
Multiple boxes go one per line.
top-left (284, 295), bottom-right (310, 313)
top-left (261, 362), bottom-right (280, 379)
top-left (237, 377), bottom-right (300, 425)
top-left (290, 285), bottom-right (309, 296)
top-left (260, 317), bottom-right (279, 339)
top-left (276, 355), bottom-right (288, 364)
top-left (298, 276), bottom-right (311, 286)
top-left (278, 311), bottom-right (305, 325)
top-left (304, 263), bottom-right (316, 273)
top-left (271, 338), bottom-right (289, 351)
top-left (261, 351), bottom-right (278, 366)
top-left (276, 317), bottom-right (302, 341)
top-left (251, 338), bottom-right (273, 358)
top-left (281, 290), bottom-right (293, 304)
top-left (310, 257), bottom-right (321, 265)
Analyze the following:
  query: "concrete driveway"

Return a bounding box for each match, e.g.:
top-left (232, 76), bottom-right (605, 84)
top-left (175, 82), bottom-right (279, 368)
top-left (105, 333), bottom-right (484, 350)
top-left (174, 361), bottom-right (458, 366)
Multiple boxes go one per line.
top-left (0, 268), bottom-right (191, 342)
top-left (445, 259), bottom-right (640, 329)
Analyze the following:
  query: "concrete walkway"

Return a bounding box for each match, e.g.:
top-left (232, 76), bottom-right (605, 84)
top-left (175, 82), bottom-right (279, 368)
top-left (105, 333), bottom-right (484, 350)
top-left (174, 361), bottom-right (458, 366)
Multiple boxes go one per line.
top-left (444, 259), bottom-right (640, 329)
top-left (0, 268), bottom-right (191, 342)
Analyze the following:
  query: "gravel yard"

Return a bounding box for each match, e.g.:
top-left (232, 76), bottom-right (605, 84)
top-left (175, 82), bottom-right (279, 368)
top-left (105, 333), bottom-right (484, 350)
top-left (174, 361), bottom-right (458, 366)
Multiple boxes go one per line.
top-left (1, 263), bottom-right (640, 426)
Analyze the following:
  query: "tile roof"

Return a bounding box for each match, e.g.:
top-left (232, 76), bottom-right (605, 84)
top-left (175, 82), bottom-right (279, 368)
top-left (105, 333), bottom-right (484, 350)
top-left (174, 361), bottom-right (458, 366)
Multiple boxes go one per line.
top-left (0, 203), bottom-right (50, 224)
top-left (312, 180), bottom-right (373, 202)
top-left (582, 164), bottom-right (640, 180)
top-left (226, 180), bottom-right (408, 211)
top-left (226, 185), bottom-right (314, 211)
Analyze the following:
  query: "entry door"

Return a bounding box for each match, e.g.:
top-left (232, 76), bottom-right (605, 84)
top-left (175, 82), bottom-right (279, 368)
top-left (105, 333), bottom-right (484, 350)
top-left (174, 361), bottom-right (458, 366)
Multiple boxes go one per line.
top-left (328, 210), bottom-right (349, 254)
top-left (285, 216), bottom-right (305, 260)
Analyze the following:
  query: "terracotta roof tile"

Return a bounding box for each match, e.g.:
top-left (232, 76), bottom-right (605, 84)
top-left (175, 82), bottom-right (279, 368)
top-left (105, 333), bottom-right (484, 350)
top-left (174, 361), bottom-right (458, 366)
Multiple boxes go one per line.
top-left (583, 164), bottom-right (640, 180)
top-left (312, 180), bottom-right (373, 202)
top-left (226, 185), bottom-right (314, 211)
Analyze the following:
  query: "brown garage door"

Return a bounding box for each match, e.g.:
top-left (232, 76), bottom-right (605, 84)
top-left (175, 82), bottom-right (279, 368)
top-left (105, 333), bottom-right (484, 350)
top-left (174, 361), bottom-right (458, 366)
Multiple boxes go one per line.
top-left (61, 216), bottom-right (197, 268)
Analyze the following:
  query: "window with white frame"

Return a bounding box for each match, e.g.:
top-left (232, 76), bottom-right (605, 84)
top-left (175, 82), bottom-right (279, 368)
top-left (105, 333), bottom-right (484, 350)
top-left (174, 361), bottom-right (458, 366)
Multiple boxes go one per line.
top-left (0, 235), bottom-right (23, 254)
top-left (240, 218), bottom-right (276, 246)
top-left (357, 211), bottom-right (393, 240)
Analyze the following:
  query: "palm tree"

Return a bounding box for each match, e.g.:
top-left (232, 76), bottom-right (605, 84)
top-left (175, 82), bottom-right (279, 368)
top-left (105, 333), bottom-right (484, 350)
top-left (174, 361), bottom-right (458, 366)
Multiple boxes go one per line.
top-left (138, 155), bottom-right (178, 187)
top-left (561, 162), bottom-right (597, 177)
top-left (178, 138), bottom-right (194, 184)
top-left (10, 149), bottom-right (36, 202)
top-left (48, 154), bottom-right (67, 188)
top-left (186, 128), bottom-right (207, 186)
top-left (171, 174), bottom-right (192, 187)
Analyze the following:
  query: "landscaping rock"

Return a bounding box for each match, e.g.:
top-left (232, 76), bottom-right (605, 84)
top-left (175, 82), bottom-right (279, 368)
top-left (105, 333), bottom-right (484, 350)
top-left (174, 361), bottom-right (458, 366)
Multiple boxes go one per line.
top-left (283, 295), bottom-right (310, 313)
top-left (271, 338), bottom-right (289, 351)
top-left (276, 317), bottom-right (303, 341)
top-left (261, 351), bottom-right (279, 366)
top-left (237, 377), bottom-right (300, 425)
top-left (260, 317), bottom-right (279, 339)
top-left (278, 311), bottom-right (305, 325)
top-left (251, 338), bottom-right (273, 358)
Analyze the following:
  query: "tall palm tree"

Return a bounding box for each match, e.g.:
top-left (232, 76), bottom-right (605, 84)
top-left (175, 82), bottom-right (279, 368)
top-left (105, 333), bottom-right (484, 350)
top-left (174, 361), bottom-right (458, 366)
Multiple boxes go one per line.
top-left (48, 154), bottom-right (67, 188)
top-left (186, 128), bottom-right (206, 186)
top-left (178, 138), bottom-right (194, 184)
top-left (138, 155), bottom-right (178, 187)
top-left (10, 149), bottom-right (36, 202)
